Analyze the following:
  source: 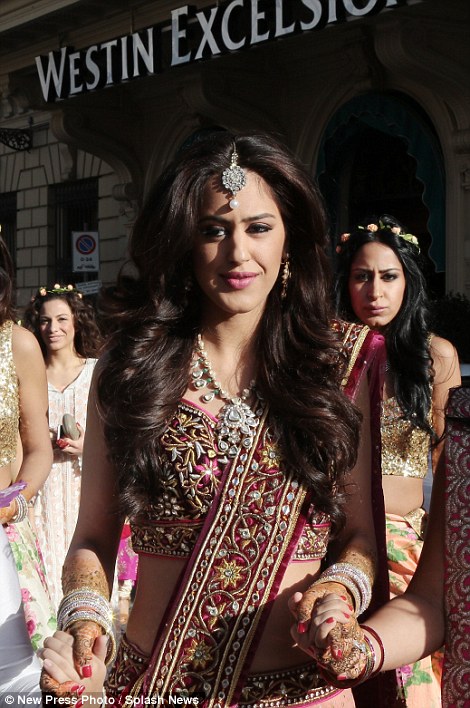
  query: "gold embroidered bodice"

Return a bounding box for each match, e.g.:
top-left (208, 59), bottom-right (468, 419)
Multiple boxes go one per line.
top-left (381, 396), bottom-right (430, 479)
top-left (0, 320), bottom-right (19, 467)
top-left (130, 400), bottom-right (330, 561)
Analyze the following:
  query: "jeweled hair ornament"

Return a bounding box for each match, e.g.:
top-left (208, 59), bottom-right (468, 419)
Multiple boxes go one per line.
top-left (221, 145), bottom-right (247, 209)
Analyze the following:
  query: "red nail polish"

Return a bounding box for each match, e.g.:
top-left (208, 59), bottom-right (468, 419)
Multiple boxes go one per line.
top-left (340, 595), bottom-right (347, 601)
top-left (81, 664), bottom-right (92, 678)
top-left (326, 617), bottom-right (335, 624)
top-left (343, 612), bottom-right (351, 618)
top-left (70, 684), bottom-right (81, 692)
top-left (76, 701), bottom-right (83, 708)
top-left (297, 621), bottom-right (308, 634)
top-left (76, 686), bottom-right (85, 696)
top-left (348, 604), bottom-right (353, 611)
top-left (334, 648), bottom-right (343, 659)
top-left (338, 673), bottom-right (348, 681)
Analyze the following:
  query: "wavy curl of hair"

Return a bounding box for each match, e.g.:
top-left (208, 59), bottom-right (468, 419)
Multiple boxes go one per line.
top-left (98, 132), bottom-right (361, 535)
top-left (335, 214), bottom-right (433, 433)
top-left (23, 288), bottom-right (103, 358)
top-left (0, 235), bottom-right (15, 325)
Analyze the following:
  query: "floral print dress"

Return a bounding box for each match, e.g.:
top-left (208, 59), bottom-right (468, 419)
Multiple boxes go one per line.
top-left (4, 520), bottom-right (56, 651)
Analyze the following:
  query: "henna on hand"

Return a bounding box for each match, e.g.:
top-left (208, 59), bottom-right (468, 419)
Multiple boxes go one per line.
top-left (319, 618), bottom-right (367, 681)
top-left (296, 581), bottom-right (354, 626)
top-left (61, 557), bottom-right (109, 598)
top-left (40, 668), bottom-right (80, 697)
top-left (68, 619), bottom-right (103, 669)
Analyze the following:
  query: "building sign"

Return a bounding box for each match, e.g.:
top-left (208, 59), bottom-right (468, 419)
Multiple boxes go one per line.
top-left (76, 280), bottom-right (102, 295)
top-left (36, 0), bottom-right (413, 102)
top-left (72, 231), bottom-right (99, 272)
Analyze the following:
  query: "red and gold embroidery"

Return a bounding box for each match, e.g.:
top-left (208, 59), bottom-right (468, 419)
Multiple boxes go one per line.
top-left (131, 402), bottom-right (330, 563)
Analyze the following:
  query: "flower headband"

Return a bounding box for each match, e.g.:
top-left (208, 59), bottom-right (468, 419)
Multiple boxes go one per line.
top-left (33, 283), bottom-right (83, 301)
top-left (336, 221), bottom-right (420, 254)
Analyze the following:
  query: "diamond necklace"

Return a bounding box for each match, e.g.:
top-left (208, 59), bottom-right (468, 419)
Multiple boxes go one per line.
top-left (191, 334), bottom-right (260, 458)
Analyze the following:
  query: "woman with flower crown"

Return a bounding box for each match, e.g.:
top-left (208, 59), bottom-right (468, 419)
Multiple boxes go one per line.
top-left (39, 132), bottom-right (387, 707)
top-left (0, 233), bottom-right (55, 651)
top-left (321, 216), bottom-right (460, 706)
top-left (24, 284), bottom-right (103, 610)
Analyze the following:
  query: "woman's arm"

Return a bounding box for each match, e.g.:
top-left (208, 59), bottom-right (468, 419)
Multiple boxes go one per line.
top-left (64, 364), bottom-right (123, 594)
top-left (328, 376), bottom-right (376, 574)
top-left (293, 377), bottom-right (377, 630)
top-left (430, 335), bottom-right (461, 470)
top-left (293, 452), bottom-right (446, 681)
top-left (0, 326), bottom-right (52, 523)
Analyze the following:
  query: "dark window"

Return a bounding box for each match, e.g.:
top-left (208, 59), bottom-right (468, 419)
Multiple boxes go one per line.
top-left (0, 192), bottom-right (17, 268)
top-left (49, 179), bottom-right (98, 284)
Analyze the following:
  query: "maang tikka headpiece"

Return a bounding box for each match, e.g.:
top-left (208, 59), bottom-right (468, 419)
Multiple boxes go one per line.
top-left (221, 144), bottom-right (247, 209)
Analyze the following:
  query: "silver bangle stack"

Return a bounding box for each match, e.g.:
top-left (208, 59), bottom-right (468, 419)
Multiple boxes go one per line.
top-left (57, 588), bottom-right (117, 665)
top-left (11, 493), bottom-right (28, 523)
top-left (313, 562), bottom-right (372, 616)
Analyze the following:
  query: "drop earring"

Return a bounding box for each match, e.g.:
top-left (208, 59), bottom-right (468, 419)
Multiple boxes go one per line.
top-left (281, 257), bottom-right (291, 300)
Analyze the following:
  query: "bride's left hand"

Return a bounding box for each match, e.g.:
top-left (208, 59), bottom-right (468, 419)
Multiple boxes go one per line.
top-left (289, 590), bottom-right (367, 683)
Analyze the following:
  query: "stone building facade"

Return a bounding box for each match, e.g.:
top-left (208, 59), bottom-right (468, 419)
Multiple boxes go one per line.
top-left (0, 0), bottom-right (468, 307)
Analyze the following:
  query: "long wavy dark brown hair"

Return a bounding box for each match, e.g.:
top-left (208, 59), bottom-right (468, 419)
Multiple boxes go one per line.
top-left (24, 288), bottom-right (103, 358)
top-left (0, 235), bottom-right (15, 326)
top-left (98, 132), bottom-right (361, 534)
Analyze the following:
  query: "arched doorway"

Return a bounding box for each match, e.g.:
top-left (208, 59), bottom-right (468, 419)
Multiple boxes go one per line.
top-left (318, 92), bottom-right (445, 296)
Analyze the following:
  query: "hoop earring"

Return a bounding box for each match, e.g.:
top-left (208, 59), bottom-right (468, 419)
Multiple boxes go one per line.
top-left (281, 257), bottom-right (290, 300)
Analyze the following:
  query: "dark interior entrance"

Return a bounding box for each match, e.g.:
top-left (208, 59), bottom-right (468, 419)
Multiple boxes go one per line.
top-left (317, 93), bottom-right (445, 297)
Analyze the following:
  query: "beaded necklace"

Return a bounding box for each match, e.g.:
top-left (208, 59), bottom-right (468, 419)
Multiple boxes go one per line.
top-left (191, 334), bottom-right (260, 458)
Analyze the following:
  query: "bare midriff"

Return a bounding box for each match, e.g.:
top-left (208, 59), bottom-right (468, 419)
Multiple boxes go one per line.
top-left (125, 553), bottom-right (322, 672)
top-left (382, 475), bottom-right (425, 516)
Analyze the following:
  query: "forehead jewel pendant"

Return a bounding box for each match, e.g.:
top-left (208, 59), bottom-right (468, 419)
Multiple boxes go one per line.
top-left (221, 146), bottom-right (247, 209)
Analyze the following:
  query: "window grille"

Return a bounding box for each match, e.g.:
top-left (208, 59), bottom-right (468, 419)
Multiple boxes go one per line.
top-left (49, 178), bottom-right (98, 283)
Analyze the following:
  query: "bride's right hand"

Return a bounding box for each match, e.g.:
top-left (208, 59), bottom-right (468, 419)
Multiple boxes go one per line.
top-left (40, 625), bottom-right (107, 697)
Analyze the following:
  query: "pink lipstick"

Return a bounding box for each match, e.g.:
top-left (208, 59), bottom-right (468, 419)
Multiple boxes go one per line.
top-left (222, 272), bottom-right (258, 290)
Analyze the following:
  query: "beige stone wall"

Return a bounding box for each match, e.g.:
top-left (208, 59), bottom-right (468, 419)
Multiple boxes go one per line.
top-left (0, 118), bottom-right (126, 308)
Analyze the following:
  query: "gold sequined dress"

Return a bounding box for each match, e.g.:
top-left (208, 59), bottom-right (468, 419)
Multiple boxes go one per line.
top-left (0, 320), bottom-right (56, 650)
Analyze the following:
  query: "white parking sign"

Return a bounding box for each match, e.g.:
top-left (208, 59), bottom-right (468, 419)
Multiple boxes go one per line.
top-left (72, 231), bottom-right (99, 272)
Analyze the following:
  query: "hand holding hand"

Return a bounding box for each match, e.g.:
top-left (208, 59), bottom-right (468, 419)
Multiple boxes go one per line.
top-left (317, 617), bottom-right (368, 683)
top-left (291, 581), bottom-right (354, 635)
top-left (290, 584), bottom-right (354, 657)
top-left (289, 584), bottom-right (372, 686)
top-left (40, 629), bottom-right (107, 698)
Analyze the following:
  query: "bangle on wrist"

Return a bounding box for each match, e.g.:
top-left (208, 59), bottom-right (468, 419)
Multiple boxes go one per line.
top-left (317, 634), bottom-right (375, 689)
top-left (58, 588), bottom-right (116, 666)
top-left (11, 493), bottom-right (28, 523)
top-left (360, 624), bottom-right (385, 675)
top-left (312, 562), bottom-right (372, 616)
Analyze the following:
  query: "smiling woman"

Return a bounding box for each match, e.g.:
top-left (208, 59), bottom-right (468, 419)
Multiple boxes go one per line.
top-left (39, 132), bottom-right (385, 708)
top-left (23, 286), bottom-right (103, 610)
top-left (193, 171), bottom-right (286, 324)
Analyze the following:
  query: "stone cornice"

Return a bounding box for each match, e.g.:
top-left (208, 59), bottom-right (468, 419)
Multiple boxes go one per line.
top-left (0, 0), bottom-right (82, 31)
